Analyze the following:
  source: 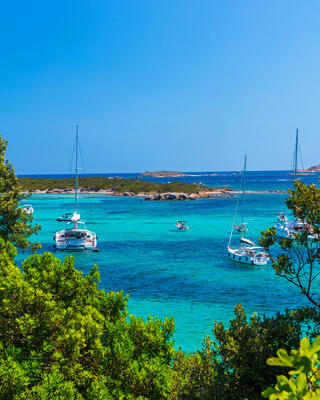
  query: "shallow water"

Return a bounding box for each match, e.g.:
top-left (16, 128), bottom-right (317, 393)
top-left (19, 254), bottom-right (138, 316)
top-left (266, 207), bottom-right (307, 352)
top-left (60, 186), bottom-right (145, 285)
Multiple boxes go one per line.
top-left (17, 171), bottom-right (320, 352)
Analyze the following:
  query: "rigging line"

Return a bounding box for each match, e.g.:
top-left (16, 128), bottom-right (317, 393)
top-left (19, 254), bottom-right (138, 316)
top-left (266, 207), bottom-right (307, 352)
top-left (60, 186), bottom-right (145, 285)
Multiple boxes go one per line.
top-left (79, 142), bottom-right (86, 172)
top-left (228, 158), bottom-right (246, 247)
top-left (298, 143), bottom-right (304, 171)
top-left (228, 187), bottom-right (240, 247)
top-left (68, 141), bottom-right (76, 172)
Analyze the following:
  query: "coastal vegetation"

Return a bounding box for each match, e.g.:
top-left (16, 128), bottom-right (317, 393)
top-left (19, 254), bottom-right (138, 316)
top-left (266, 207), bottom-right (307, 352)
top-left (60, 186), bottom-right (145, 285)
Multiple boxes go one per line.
top-left (0, 135), bottom-right (40, 251)
top-left (1, 134), bottom-right (320, 398)
top-left (18, 176), bottom-right (209, 195)
top-left (0, 242), bottom-right (175, 399)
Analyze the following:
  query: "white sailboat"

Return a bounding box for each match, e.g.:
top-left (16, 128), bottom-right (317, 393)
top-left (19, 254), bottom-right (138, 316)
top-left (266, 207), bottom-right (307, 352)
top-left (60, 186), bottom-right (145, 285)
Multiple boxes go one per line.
top-left (227, 156), bottom-right (269, 266)
top-left (274, 129), bottom-right (317, 240)
top-left (54, 126), bottom-right (98, 251)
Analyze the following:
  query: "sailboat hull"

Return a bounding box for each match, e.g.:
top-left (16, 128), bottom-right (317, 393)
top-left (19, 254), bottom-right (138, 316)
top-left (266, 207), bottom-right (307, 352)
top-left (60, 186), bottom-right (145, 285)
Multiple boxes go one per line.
top-left (227, 247), bottom-right (269, 266)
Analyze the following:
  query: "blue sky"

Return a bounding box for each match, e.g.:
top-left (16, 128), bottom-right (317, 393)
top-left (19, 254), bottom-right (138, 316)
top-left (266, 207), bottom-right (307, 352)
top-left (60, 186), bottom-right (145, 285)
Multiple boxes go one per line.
top-left (1, 0), bottom-right (320, 173)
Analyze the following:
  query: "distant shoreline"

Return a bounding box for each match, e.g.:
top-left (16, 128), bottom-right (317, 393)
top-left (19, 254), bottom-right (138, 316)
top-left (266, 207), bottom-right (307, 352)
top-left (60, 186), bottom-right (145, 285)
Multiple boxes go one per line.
top-left (18, 176), bottom-right (287, 201)
top-left (23, 188), bottom-right (287, 200)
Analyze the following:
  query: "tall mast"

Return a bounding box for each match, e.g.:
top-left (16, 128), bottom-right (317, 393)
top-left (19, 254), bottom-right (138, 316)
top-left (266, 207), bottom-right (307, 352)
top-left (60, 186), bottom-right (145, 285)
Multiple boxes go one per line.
top-left (75, 125), bottom-right (79, 213)
top-left (228, 155), bottom-right (246, 247)
top-left (241, 155), bottom-right (247, 239)
top-left (293, 128), bottom-right (298, 177)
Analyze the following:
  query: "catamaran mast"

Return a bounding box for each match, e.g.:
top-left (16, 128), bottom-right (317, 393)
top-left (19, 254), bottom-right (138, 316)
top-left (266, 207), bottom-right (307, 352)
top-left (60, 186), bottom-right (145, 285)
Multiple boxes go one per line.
top-left (293, 128), bottom-right (298, 178)
top-left (75, 125), bottom-right (79, 213)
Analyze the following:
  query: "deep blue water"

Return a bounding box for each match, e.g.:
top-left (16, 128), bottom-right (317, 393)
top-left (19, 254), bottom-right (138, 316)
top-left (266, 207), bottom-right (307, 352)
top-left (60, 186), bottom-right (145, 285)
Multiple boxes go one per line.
top-left (20, 170), bottom-right (320, 191)
top-left (17, 171), bottom-right (320, 352)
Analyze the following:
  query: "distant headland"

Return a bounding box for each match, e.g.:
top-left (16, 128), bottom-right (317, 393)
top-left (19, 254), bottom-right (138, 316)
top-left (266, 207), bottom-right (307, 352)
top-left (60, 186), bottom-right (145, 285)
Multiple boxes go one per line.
top-left (139, 170), bottom-right (218, 177)
top-left (298, 164), bottom-right (320, 173)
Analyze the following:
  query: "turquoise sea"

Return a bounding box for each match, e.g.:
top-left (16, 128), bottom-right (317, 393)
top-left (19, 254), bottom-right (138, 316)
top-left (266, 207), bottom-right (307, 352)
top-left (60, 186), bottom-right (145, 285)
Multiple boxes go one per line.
top-left (18, 171), bottom-right (320, 352)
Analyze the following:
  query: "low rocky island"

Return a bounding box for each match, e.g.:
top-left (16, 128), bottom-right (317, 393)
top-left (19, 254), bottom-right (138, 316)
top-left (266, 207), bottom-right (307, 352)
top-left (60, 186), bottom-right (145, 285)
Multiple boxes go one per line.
top-left (139, 170), bottom-right (218, 177)
top-left (298, 164), bottom-right (320, 173)
top-left (18, 176), bottom-right (233, 200)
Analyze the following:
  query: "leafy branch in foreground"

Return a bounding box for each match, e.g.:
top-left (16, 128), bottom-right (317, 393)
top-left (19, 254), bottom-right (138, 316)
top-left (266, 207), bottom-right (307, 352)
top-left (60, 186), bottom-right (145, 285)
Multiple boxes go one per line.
top-left (260, 180), bottom-right (320, 309)
top-left (0, 134), bottom-right (40, 251)
top-left (262, 336), bottom-right (320, 399)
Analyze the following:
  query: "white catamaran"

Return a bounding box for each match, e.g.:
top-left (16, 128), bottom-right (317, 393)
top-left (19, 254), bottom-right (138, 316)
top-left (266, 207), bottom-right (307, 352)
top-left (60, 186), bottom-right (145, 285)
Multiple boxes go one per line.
top-left (227, 156), bottom-right (269, 266)
top-left (54, 126), bottom-right (98, 250)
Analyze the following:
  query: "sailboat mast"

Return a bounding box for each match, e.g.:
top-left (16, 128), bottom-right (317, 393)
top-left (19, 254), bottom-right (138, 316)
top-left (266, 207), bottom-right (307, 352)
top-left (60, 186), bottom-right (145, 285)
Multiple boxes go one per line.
top-left (241, 155), bottom-right (247, 239)
top-left (293, 128), bottom-right (298, 178)
top-left (75, 125), bottom-right (79, 213)
top-left (228, 155), bottom-right (246, 247)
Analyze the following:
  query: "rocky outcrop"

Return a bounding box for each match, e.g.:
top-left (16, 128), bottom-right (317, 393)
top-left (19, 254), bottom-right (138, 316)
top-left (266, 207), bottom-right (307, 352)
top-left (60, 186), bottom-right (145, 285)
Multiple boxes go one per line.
top-left (143, 191), bottom-right (234, 201)
top-left (299, 164), bottom-right (320, 172)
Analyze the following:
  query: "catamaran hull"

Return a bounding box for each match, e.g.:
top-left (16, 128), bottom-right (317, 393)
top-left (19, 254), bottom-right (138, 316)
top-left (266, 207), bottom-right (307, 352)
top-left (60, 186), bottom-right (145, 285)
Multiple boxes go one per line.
top-left (55, 244), bottom-right (97, 250)
top-left (54, 230), bottom-right (97, 251)
top-left (54, 240), bottom-right (97, 250)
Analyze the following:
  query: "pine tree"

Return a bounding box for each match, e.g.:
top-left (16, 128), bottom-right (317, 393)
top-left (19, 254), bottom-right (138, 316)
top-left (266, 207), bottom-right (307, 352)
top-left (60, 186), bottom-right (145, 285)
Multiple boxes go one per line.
top-left (0, 134), bottom-right (40, 250)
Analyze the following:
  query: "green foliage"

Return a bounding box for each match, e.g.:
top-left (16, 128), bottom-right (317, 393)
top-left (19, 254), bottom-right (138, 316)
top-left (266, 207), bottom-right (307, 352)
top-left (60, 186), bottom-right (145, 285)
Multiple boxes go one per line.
top-left (262, 336), bottom-right (320, 399)
top-left (260, 180), bottom-right (320, 309)
top-left (0, 134), bottom-right (40, 251)
top-left (172, 305), bottom-right (306, 400)
top-left (18, 176), bottom-right (208, 194)
top-left (0, 240), bottom-right (175, 399)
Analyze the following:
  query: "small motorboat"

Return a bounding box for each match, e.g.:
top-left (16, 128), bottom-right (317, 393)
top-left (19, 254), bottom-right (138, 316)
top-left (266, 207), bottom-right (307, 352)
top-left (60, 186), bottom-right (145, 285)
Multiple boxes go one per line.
top-left (234, 222), bottom-right (248, 233)
top-left (56, 211), bottom-right (80, 222)
top-left (176, 221), bottom-right (190, 231)
top-left (22, 204), bottom-right (34, 214)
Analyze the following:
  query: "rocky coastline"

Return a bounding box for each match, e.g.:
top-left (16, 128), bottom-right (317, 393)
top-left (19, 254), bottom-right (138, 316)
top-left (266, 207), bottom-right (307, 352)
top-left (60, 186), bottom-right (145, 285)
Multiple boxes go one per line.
top-left (298, 164), bottom-right (320, 173)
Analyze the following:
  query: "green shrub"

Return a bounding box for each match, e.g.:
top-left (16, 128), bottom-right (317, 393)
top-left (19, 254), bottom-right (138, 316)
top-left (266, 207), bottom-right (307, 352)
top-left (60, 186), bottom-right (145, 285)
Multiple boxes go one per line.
top-left (172, 305), bottom-right (309, 400)
top-left (0, 240), bottom-right (175, 399)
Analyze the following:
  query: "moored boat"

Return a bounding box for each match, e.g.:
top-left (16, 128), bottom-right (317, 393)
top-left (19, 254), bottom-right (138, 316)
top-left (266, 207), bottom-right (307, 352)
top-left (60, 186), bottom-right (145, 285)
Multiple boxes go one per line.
top-left (54, 221), bottom-right (97, 250)
top-left (54, 126), bottom-right (98, 251)
top-left (227, 155), bottom-right (269, 266)
top-left (176, 221), bottom-right (190, 231)
top-left (275, 130), bottom-right (317, 241)
top-left (22, 204), bottom-right (34, 214)
top-left (227, 246), bottom-right (269, 266)
top-left (56, 211), bottom-right (80, 222)
top-left (274, 214), bottom-right (317, 240)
